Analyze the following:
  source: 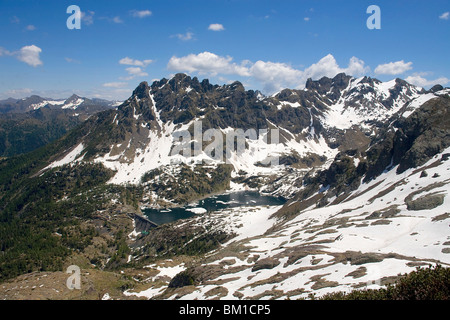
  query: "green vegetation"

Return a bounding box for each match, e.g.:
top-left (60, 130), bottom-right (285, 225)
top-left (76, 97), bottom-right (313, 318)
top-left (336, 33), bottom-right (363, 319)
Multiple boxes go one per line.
top-left (0, 161), bottom-right (114, 282)
top-left (0, 123), bottom-right (145, 282)
top-left (168, 270), bottom-right (196, 288)
top-left (105, 230), bottom-right (132, 270)
top-left (134, 225), bottom-right (230, 265)
top-left (318, 264), bottom-right (450, 300)
top-left (142, 163), bottom-right (233, 204)
top-left (0, 110), bottom-right (80, 157)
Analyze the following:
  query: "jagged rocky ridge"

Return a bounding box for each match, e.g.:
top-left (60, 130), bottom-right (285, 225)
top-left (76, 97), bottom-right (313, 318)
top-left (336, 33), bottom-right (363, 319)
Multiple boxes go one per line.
top-left (41, 73), bottom-right (449, 204)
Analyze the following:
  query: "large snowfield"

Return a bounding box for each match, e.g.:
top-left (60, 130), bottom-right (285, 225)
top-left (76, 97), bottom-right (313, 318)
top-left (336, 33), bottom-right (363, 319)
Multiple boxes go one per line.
top-left (123, 146), bottom-right (450, 300)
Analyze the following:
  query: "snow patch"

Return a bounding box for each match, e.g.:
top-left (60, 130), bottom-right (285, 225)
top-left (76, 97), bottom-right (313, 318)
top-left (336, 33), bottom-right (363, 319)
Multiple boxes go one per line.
top-left (45, 143), bottom-right (85, 170)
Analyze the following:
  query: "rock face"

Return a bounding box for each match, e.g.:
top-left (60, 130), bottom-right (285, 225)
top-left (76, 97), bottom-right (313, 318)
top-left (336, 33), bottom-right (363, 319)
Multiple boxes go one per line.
top-left (358, 95), bottom-right (450, 182)
top-left (29, 73), bottom-right (449, 209)
top-left (40, 73), bottom-right (443, 189)
top-left (394, 96), bottom-right (450, 173)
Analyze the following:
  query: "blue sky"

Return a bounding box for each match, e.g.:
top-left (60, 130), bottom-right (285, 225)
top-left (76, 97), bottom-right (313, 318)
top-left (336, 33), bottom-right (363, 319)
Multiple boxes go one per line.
top-left (0, 0), bottom-right (449, 100)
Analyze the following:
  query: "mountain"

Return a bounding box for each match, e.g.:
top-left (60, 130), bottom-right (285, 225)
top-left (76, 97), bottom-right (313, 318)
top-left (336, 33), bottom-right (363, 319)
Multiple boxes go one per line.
top-left (0, 94), bottom-right (121, 114)
top-left (0, 73), bottom-right (449, 299)
top-left (0, 94), bottom-right (122, 157)
top-left (0, 107), bottom-right (80, 157)
top-left (39, 73), bottom-right (447, 200)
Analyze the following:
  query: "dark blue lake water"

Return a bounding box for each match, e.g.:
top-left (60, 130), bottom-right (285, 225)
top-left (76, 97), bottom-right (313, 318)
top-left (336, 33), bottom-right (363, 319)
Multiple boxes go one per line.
top-left (143, 191), bottom-right (286, 225)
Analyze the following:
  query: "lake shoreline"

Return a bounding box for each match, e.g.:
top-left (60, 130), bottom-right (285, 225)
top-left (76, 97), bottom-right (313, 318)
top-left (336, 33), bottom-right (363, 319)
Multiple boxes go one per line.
top-left (142, 190), bottom-right (287, 226)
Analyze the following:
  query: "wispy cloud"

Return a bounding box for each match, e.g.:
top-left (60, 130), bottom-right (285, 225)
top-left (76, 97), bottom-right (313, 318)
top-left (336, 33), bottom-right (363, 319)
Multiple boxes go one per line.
top-left (112, 16), bottom-right (123, 24)
top-left (119, 57), bottom-right (153, 67)
top-left (171, 31), bottom-right (195, 41)
top-left (25, 25), bottom-right (36, 31)
top-left (10, 16), bottom-right (20, 24)
top-left (102, 82), bottom-right (128, 88)
top-left (98, 15), bottom-right (124, 24)
top-left (81, 10), bottom-right (95, 25)
top-left (65, 57), bottom-right (81, 64)
top-left (439, 11), bottom-right (449, 20)
top-left (208, 23), bottom-right (225, 31)
top-left (125, 67), bottom-right (148, 78)
top-left (1, 88), bottom-right (32, 98)
top-left (0, 47), bottom-right (12, 56)
top-left (117, 57), bottom-right (153, 80)
top-left (130, 10), bottom-right (152, 18)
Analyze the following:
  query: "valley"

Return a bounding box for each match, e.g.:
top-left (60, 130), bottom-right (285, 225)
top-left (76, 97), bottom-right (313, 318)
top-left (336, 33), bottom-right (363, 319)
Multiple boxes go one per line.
top-left (0, 73), bottom-right (449, 300)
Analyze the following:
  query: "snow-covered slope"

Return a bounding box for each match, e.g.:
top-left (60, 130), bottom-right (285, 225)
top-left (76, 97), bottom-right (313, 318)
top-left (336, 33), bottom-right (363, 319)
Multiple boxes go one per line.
top-left (125, 146), bottom-right (450, 300)
top-left (30, 99), bottom-right (65, 110)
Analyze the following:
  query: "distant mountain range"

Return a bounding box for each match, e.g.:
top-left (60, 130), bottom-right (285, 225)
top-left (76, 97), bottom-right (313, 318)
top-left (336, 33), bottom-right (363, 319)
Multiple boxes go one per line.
top-left (0, 94), bottom-right (122, 157)
top-left (0, 94), bottom-right (122, 115)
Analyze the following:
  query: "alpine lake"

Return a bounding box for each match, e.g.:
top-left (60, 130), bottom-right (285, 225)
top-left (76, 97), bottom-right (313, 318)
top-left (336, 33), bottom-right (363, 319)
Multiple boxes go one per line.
top-left (143, 191), bottom-right (286, 226)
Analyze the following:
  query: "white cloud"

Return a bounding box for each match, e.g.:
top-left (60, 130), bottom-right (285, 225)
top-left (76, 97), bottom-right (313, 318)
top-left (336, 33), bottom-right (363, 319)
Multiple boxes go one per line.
top-left (167, 52), bottom-right (369, 94)
top-left (16, 45), bottom-right (43, 67)
top-left (374, 60), bottom-right (413, 75)
top-left (102, 82), bottom-right (128, 88)
top-left (405, 74), bottom-right (449, 87)
top-left (302, 54), bottom-right (368, 80)
top-left (439, 11), bottom-right (449, 20)
top-left (131, 10), bottom-right (152, 18)
top-left (81, 11), bottom-right (95, 25)
top-left (304, 17), bottom-right (310, 22)
top-left (0, 45), bottom-right (43, 67)
top-left (25, 25), bottom-right (36, 31)
top-left (249, 60), bottom-right (303, 93)
top-left (346, 56), bottom-right (370, 76)
top-left (168, 52), bottom-right (250, 77)
top-left (125, 67), bottom-right (148, 78)
top-left (303, 54), bottom-right (342, 79)
top-left (208, 23), bottom-right (225, 31)
top-left (251, 55), bottom-right (368, 93)
top-left (118, 57), bottom-right (153, 80)
top-left (119, 57), bottom-right (153, 67)
top-left (172, 32), bottom-right (195, 41)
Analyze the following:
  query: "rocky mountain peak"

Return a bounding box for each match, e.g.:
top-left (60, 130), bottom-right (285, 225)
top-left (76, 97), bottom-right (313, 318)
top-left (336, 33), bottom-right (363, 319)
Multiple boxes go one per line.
top-left (359, 76), bottom-right (380, 86)
top-left (305, 73), bottom-right (352, 97)
top-left (132, 81), bottom-right (151, 100)
top-left (226, 81), bottom-right (245, 92)
top-left (167, 73), bottom-right (202, 93)
top-left (65, 94), bottom-right (83, 102)
top-left (429, 84), bottom-right (444, 93)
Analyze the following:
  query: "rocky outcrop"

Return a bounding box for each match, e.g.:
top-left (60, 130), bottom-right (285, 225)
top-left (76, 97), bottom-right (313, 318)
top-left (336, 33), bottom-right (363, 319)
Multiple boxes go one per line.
top-left (394, 96), bottom-right (450, 173)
